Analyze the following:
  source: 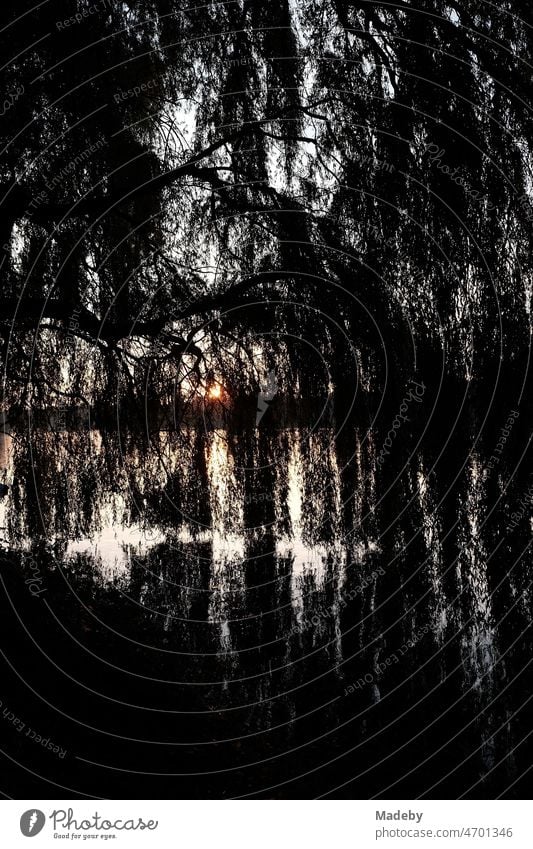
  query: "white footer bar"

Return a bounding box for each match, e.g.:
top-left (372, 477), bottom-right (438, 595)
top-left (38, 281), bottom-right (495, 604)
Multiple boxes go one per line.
top-left (0, 800), bottom-right (529, 848)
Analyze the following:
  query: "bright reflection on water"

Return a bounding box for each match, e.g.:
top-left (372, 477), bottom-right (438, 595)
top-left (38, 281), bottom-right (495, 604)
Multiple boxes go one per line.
top-left (0, 426), bottom-right (385, 657)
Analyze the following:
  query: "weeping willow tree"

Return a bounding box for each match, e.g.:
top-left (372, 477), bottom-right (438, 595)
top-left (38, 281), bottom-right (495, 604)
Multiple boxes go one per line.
top-left (2, 0), bottom-right (533, 801)
top-left (0, 0), bottom-right (532, 417)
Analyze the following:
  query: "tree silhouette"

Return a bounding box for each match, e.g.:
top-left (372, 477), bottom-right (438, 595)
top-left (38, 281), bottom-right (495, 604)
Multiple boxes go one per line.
top-left (0, 0), bottom-right (531, 410)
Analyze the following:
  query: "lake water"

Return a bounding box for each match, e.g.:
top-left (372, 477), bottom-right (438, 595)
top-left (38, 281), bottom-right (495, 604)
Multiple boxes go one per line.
top-left (0, 414), bottom-right (531, 798)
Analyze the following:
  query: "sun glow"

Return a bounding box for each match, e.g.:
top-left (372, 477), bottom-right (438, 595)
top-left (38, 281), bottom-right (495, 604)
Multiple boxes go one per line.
top-left (207, 384), bottom-right (222, 400)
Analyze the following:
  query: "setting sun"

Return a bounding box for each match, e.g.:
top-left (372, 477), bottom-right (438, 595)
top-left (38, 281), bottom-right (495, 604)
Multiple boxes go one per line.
top-left (207, 383), bottom-right (222, 400)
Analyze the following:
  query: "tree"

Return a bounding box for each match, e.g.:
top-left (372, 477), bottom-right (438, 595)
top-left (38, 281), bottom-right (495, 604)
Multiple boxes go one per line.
top-left (1, 0), bottom-right (532, 413)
